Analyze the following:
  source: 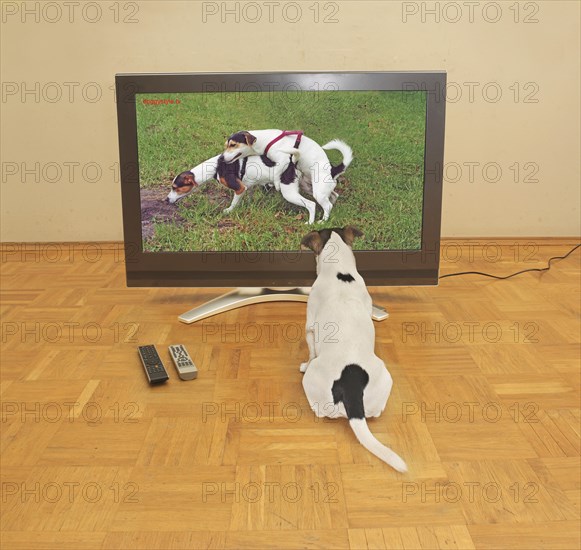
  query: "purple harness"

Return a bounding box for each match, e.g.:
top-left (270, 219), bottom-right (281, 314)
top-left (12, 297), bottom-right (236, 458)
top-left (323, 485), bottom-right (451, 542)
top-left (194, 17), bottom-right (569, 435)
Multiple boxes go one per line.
top-left (263, 130), bottom-right (304, 157)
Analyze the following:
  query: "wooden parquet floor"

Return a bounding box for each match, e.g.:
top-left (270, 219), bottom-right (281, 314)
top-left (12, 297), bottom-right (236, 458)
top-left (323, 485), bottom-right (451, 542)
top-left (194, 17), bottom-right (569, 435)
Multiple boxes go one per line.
top-left (0, 239), bottom-right (579, 549)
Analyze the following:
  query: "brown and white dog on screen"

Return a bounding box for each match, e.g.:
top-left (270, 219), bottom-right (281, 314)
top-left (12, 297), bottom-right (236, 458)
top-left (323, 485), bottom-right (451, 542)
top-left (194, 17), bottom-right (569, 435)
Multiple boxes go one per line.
top-left (222, 130), bottom-right (353, 222)
top-left (165, 153), bottom-right (316, 219)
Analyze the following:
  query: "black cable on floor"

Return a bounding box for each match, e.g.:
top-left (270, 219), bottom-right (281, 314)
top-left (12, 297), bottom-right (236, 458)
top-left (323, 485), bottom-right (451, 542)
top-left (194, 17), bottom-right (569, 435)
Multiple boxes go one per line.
top-left (439, 244), bottom-right (580, 281)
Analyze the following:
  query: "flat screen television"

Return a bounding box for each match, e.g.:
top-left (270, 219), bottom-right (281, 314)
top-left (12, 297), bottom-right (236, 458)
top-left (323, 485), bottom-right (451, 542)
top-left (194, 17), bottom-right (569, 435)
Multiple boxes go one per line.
top-left (115, 71), bottom-right (446, 321)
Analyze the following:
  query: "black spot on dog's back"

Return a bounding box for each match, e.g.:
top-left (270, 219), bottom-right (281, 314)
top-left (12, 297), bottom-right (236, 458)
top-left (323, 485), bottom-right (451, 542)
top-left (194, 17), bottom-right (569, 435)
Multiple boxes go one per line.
top-left (337, 272), bottom-right (355, 283)
top-left (331, 163), bottom-right (345, 179)
top-left (332, 364), bottom-right (369, 419)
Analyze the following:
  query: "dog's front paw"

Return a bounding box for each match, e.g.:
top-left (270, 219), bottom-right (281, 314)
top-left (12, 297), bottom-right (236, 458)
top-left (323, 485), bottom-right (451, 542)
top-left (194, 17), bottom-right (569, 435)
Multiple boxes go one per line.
top-left (223, 207), bottom-right (233, 214)
top-left (299, 362), bottom-right (309, 373)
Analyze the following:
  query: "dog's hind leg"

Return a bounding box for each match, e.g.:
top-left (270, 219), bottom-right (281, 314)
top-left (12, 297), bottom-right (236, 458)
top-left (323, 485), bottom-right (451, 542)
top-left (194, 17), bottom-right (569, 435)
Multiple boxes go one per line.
top-left (280, 183), bottom-right (317, 225)
top-left (314, 190), bottom-right (334, 222)
top-left (310, 168), bottom-right (336, 222)
top-left (300, 325), bottom-right (317, 372)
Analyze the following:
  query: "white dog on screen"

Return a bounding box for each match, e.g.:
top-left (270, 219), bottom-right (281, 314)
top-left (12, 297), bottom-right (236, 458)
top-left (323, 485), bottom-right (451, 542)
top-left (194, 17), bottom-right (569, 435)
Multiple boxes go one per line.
top-left (222, 130), bottom-right (349, 222)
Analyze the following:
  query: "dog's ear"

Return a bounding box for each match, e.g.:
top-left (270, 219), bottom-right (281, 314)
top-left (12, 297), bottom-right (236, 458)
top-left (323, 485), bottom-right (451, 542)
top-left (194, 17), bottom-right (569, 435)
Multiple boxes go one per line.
top-left (301, 231), bottom-right (323, 254)
top-left (343, 226), bottom-right (364, 246)
top-left (243, 132), bottom-right (257, 146)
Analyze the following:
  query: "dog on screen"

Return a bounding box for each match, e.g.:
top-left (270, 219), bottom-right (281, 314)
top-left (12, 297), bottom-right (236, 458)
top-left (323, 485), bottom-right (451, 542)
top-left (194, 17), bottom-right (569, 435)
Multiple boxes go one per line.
top-left (222, 130), bottom-right (352, 222)
top-left (166, 139), bottom-right (352, 224)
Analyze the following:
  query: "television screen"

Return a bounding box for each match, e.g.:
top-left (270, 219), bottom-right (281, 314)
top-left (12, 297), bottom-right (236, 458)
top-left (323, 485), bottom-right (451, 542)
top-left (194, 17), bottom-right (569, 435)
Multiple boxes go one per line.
top-left (136, 90), bottom-right (427, 253)
top-left (116, 72), bottom-right (445, 287)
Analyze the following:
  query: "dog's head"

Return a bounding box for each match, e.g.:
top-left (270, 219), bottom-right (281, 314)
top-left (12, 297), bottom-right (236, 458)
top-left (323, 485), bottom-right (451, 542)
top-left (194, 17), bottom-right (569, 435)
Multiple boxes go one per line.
top-left (301, 226), bottom-right (364, 258)
top-left (222, 131), bottom-right (257, 164)
top-left (165, 171), bottom-right (198, 204)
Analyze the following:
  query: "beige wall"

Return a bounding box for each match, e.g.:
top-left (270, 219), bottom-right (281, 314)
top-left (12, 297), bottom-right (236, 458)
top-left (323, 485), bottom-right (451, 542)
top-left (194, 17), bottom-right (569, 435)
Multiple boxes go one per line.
top-left (1, 0), bottom-right (579, 241)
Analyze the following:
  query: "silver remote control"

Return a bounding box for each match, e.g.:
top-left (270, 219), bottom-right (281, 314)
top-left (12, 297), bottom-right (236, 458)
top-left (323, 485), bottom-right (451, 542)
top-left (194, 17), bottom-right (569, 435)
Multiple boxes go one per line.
top-left (168, 344), bottom-right (198, 380)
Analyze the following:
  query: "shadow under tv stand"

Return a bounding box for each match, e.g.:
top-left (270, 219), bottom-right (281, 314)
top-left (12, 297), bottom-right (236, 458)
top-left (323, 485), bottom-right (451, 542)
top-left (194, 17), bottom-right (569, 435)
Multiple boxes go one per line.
top-left (178, 287), bottom-right (389, 324)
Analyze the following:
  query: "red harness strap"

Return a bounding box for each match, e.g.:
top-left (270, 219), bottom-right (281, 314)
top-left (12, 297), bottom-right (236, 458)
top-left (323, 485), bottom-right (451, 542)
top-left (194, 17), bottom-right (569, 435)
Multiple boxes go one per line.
top-left (263, 130), bottom-right (304, 157)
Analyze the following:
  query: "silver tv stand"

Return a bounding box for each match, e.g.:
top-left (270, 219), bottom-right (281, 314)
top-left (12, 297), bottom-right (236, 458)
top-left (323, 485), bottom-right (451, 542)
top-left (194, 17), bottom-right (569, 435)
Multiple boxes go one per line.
top-left (178, 287), bottom-right (389, 324)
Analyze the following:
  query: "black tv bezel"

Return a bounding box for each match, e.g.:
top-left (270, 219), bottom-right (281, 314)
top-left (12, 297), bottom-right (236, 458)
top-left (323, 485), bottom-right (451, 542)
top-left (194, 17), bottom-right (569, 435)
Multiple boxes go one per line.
top-left (116, 71), bottom-right (446, 287)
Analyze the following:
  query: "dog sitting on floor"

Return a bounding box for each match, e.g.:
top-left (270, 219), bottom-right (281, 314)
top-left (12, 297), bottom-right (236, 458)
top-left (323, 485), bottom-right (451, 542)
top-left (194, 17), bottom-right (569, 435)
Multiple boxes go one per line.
top-left (300, 226), bottom-right (407, 472)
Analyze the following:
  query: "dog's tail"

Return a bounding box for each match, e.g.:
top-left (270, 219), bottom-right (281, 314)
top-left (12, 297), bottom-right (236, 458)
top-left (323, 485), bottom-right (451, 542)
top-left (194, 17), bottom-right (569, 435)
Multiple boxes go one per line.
top-left (278, 147), bottom-right (301, 164)
top-left (322, 140), bottom-right (353, 180)
top-left (333, 364), bottom-right (407, 473)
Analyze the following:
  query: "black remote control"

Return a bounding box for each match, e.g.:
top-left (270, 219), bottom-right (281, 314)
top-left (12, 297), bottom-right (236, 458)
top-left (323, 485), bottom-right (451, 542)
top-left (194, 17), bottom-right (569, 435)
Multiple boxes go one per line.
top-left (137, 345), bottom-right (169, 384)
